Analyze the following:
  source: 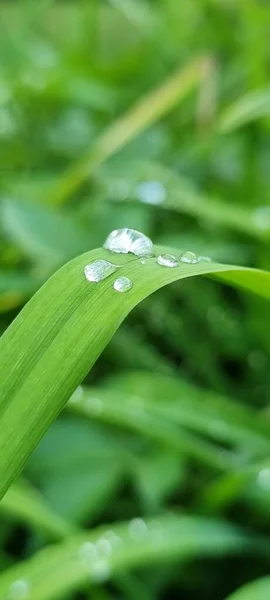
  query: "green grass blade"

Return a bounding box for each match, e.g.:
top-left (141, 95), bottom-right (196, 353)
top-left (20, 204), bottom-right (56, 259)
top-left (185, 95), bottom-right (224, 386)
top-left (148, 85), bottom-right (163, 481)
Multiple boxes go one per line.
top-left (219, 88), bottom-right (270, 133)
top-left (67, 387), bottom-right (233, 471)
top-left (48, 57), bottom-right (207, 206)
top-left (0, 245), bottom-right (269, 498)
top-left (225, 577), bottom-right (270, 600)
top-left (0, 515), bottom-right (264, 600)
top-left (97, 162), bottom-right (270, 240)
top-left (0, 481), bottom-right (74, 541)
top-left (69, 373), bottom-right (270, 453)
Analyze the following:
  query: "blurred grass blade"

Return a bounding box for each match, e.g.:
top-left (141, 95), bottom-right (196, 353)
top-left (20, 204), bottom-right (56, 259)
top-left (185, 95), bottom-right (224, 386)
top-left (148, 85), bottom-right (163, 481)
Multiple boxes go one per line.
top-left (92, 372), bottom-right (270, 452)
top-left (0, 481), bottom-right (74, 541)
top-left (218, 88), bottom-right (270, 133)
top-left (1, 198), bottom-right (89, 267)
top-left (67, 387), bottom-right (233, 471)
top-left (225, 577), bottom-right (270, 600)
top-left (201, 459), bottom-right (270, 513)
top-left (0, 244), bottom-right (269, 498)
top-left (48, 57), bottom-right (208, 206)
top-left (0, 514), bottom-right (264, 600)
top-left (97, 162), bottom-right (270, 240)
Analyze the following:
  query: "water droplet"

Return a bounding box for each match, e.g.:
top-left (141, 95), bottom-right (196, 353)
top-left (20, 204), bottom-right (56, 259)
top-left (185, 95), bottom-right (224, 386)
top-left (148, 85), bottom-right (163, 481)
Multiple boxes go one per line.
top-left (156, 254), bottom-right (178, 268)
top-left (178, 251), bottom-right (198, 264)
top-left (85, 396), bottom-right (103, 416)
top-left (96, 538), bottom-right (112, 558)
top-left (91, 561), bottom-right (111, 583)
top-left (84, 260), bottom-right (118, 283)
top-left (253, 206), bottom-right (270, 231)
top-left (8, 580), bottom-right (30, 600)
top-left (104, 228), bottom-right (154, 257)
top-left (104, 530), bottom-right (123, 551)
top-left (78, 541), bottom-right (97, 567)
top-left (113, 277), bottom-right (133, 293)
top-left (128, 518), bottom-right (148, 540)
top-left (198, 255), bottom-right (211, 263)
top-left (136, 181), bottom-right (166, 205)
top-left (257, 468), bottom-right (270, 490)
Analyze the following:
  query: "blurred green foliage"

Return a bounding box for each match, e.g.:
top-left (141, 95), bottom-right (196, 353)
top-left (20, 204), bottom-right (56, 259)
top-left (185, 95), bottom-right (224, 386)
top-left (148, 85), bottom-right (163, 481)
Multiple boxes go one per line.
top-left (0, 0), bottom-right (270, 599)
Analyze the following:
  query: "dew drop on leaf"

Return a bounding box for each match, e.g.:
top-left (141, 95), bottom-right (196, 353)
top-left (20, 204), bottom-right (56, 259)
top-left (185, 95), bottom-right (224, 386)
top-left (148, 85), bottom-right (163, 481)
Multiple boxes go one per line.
top-left (253, 206), bottom-right (270, 231)
top-left (85, 396), bottom-right (103, 416)
top-left (136, 181), bottom-right (166, 205)
top-left (104, 228), bottom-right (154, 257)
top-left (113, 276), bottom-right (133, 293)
top-left (198, 255), bottom-right (212, 263)
top-left (91, 560), bottom-right (111, 583)
top-left (178, 251), bottom-right (198, 264)
top-left (257, 468), bottom-right (270, 490)
top-left (96, 538), bottom-right (112, 558)
top-left (156, 254), bottom-right (178, 268)
top-left (128, 517), bottom-right (148, 540)
top-left (84, 259), bottom-right (118, 283)
top-left (8, 579), bottom-right (30, 600)
top-left (78, 541), bottom-right (97, 567)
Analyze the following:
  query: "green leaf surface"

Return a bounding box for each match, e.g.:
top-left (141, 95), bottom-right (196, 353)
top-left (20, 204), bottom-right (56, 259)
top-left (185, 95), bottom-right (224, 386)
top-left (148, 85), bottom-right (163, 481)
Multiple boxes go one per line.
top-left (0, 245), bottom-right (269, 498)
top-left (225, 577), bottom-right (270, 600)
top-left (0, 514), bottom-right (264, 600)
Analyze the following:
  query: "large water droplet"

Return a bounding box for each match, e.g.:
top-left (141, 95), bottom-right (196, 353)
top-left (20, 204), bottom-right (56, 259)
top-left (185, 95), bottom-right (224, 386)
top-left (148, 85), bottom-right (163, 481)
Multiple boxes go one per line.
top-left (104, 228), bottom-right (154, 257)
top-left (84, 259), bottom-right (118, 282)
top-left (179, 251), bottom-right (198, 264)
top-left (136, 181), bottom-right (166, 205)
top-left (128, 518), bottom-right (148, 540)
top-left (198, 255), bottom-right (211, 263)
top-left (113, 276), bottom-right (133, 293)
top-left (157, 254), bottom-right (178, 268)
top-left (8, 579), bottom-right (30, 600)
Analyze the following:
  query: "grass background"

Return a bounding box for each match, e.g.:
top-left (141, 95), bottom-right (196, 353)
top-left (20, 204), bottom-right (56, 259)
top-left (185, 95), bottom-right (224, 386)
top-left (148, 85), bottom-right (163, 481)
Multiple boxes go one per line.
top-left (0, 1), bottom-right (270, 599)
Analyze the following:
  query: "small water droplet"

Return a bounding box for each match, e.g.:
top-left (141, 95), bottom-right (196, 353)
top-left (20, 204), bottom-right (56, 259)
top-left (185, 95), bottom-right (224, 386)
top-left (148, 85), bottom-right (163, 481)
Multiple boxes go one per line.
top-left (136, 181), bottom-right (166, 205)
top-left (128, 518), bottom-right (148, 540)
top-left (85, 396), bottom-right (103, 416)
top-left (78, 541), bottom-right (97, 567)
top-left (253, 206), bottom-right (270, 231)
top-left (104, 228), bottom-right (154, 257)
top-left (84, 259), bottom-right (118, 283)
top-left (113, 276), bottom-right (133, 293)
top-left (257, 468), bottom-right (270, 490)
top-left (156, 254), bottom-right (178, 268)
top-left (178, 251), bottom-right (198, 264)
top-left (8, 580), bottom-right (30, 600)
top-left (96, 538), bottom-right (112, 558)
top-left (198, 255), bottom-right (211, 263)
